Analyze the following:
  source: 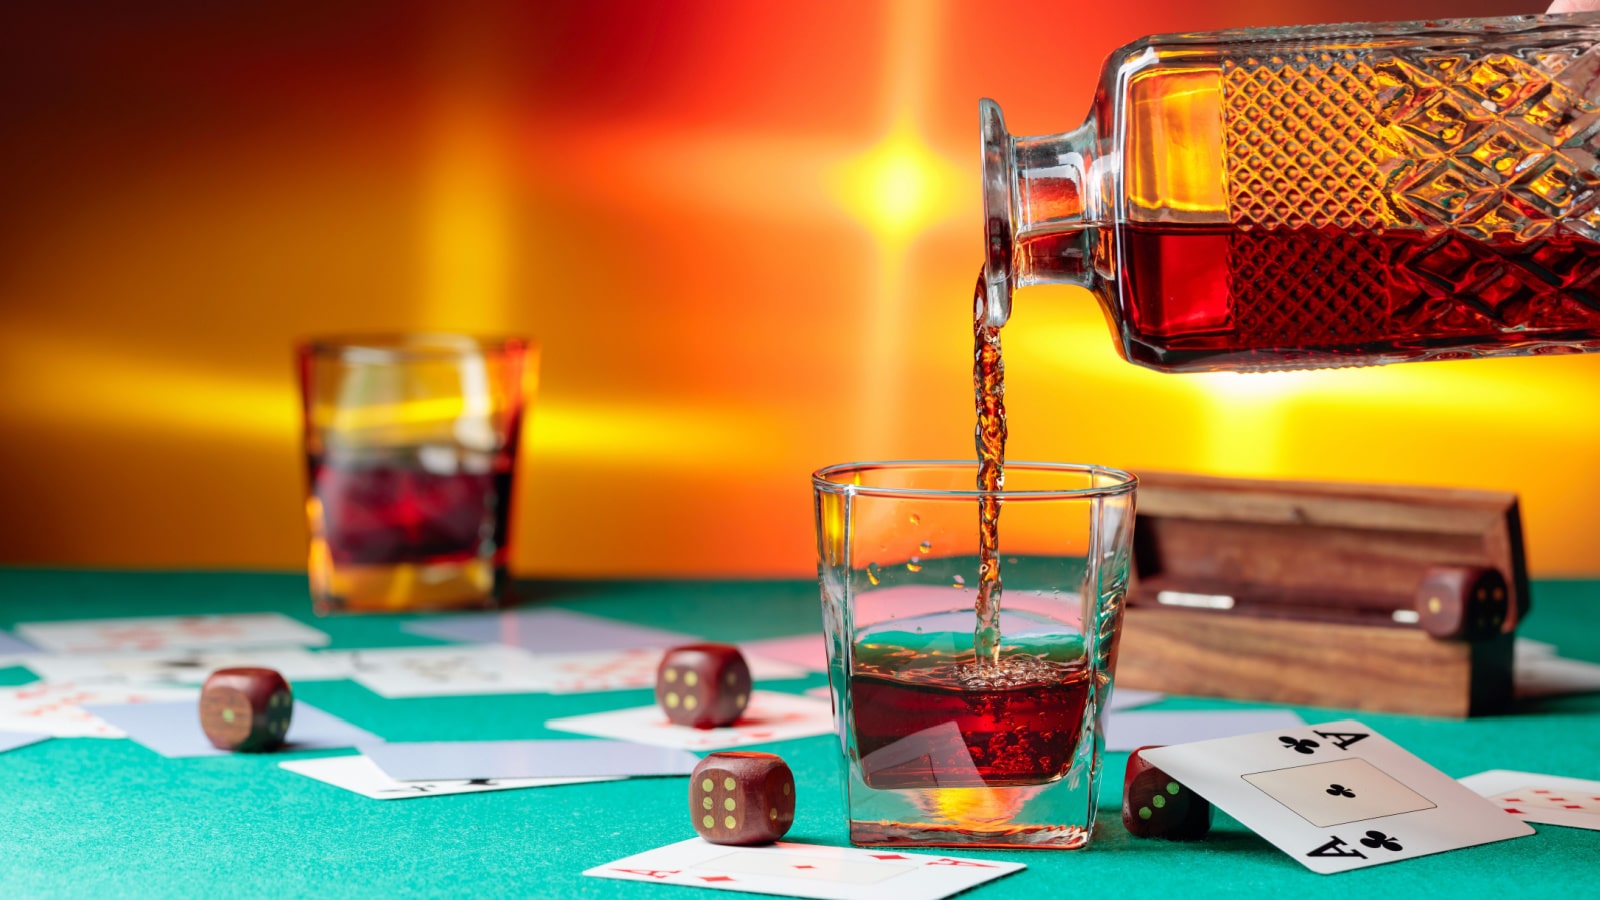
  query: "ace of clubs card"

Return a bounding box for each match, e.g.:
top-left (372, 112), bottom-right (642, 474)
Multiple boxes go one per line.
top-left (1141, 719), bottom-right (1533, 874)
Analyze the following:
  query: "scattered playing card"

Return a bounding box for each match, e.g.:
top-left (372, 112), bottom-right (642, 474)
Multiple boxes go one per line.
top-left (586, 838), bottom-right (1024, 900)
top-left (82, 700), bottom-right (382, 758)
top-left (0, 682), bottom-right (199, 737)
top-left (537, 648), bottom-right (807, 694)
top-left (15, 614), bottom-right (329, 654)
top-left (1516, 652), bottom-right (1600, 698)
top-left (858, 722), bottom-right (979, 789)
top-left (1515, 637), bottom-right (1557, 658)
top-left (0, 628), bottom-right (41, 661)
top-left (280, 754), bottom-right (620, 800)
top-left (21, 647), bottom-right (353, 686)
top-left (337, 644), bottom-right (555, 698)
top-left (401, 608), bottom-right (700, 653)
top-left (1459, 769), bottom-right (1600, 831)
top-left (1105, 709), bottom-right (1305, 752)
top-left (546, 690), bottom-right (833, 751)
top-left (0, 730), bottom-right (51, 754)
top-left (364, 739), bottom-right (699, 781)
top-left (1107, 687), bottom-right (1164, 712)
top-left (740, 634), bottom-right (828, 672)
top-left (1141, 720), bottom-right (1533, 874)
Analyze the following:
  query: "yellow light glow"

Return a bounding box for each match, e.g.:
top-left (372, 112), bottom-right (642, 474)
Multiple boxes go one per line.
top-left (1125, 65), bottom-right (1227, 219)
top-left (831, 120), bottom-right (964, 247)
top-left (528, 401), bottom-right (793, 473)
top-left (421, 6), bottom-right (512, 331)
top-left (921, 786), bottom-right (1033, 828)
top-left (0, 330), bottom-right (296, 439)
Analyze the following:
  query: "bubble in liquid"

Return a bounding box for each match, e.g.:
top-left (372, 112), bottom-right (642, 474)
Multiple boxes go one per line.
top-left (909, 514), bottom-right (920, 525)
top-left (919, 541), bottom-right (932, 553)
top-left (952, 574), bottom-right (966, 588)
top-left (906, 557), bottom-right (923, 573)
top-left (866, 562), bottom-right (882, 586)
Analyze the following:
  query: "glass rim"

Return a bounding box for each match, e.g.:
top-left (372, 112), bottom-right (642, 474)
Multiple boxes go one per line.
top-left (297, 333), bottom-right (534, 364)
top-left (811, 460), bottom-right (1137, 500)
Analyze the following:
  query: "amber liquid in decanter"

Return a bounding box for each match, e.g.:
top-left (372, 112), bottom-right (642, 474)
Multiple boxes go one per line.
top-left (984, 14), bottom-right (1600, 372)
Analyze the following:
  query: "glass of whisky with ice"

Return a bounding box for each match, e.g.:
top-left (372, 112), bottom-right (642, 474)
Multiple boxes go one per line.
top-left (298, 334), bottom-right (536, 614)
top-left (812, 461), bottom-right (1136, 849)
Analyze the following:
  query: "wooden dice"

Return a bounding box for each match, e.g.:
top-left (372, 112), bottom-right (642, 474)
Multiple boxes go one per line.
top-left (691, 752), bottom-right (795, 845)
top-left (199, 667), bottom-right (293, 752)
top-left (656, 643), bottom-right (751, 729)
top-left (1124, 746), bottom-right (1210, 839)
top-left (1415, 566), bottom-right (1509, 640)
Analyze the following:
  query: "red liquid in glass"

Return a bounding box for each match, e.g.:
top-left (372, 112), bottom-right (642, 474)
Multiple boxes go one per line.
top-left (311, 451), bottom-right (511, 566)
top-left (306, 446), bottom-right (513, 611)
top-left (850, 650), bottom-right (1089, 789)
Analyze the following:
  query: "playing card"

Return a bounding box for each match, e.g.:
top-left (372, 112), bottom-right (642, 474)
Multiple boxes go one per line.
top-left (1459, 769), bottom-right (1600, 831)
top-left (400, 608), bottom-right (700, 653)
top-left (1515, 637), bottom-right (1557, 658)
top-left (364, 739), bottom-right (699, 781)
top-left (81, 700), bottom-right (382, 758)
top-left (740, 634), bottom-right (828, 672)
top-left (337, 644), bottom-right (555, 698)
top-left (21, 647), bottom-right (353, 686)
top-left (858, 722), bottom-right (979, 788)
top-left (0, 730), bottom-right (51, 754)
top-left (1515, 652), bottom-right (1600, 698)
top-left (0, 628), bottom-right (41, 662)
top-left (1141, 720), bottom-right (1533, 874)
top-left (1107, 687), bottom-right (1164, 712)
top-left (0, 682), bottom-right (199, 737)
top-left (545, 690), bottom-right (833, 751)
top-left (15, 613), bottom-right (329, 654)
top-left (279, 755), bottom-right (621, 800)
top-left (536, 648), bottom-right (807, 694)
top-left (1105, 709), bottom-right (1305, 752)
top-left (586, 838), bottom-right (1024, 900)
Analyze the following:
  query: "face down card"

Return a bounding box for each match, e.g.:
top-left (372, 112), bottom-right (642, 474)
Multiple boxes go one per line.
top-left (1140, 719), bottom-right (1533, 874)
top-left (280, 755), bottom-right (621, 800)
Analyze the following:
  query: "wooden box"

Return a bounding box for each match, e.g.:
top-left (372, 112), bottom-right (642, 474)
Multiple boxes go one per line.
top-left (1114, 471), bottom-right (1529, 717)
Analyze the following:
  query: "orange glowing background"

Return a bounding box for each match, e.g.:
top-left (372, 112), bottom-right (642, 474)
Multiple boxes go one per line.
top-left (6, 0), bottom-right (1596, 580)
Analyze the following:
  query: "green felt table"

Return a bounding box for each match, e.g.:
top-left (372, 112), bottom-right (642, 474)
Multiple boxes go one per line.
top-left (0, 570), bottom-right (1595, 898)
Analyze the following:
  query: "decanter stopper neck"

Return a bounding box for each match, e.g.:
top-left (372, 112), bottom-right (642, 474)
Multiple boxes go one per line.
top-left (981, 99), bottom-right (1100, 327)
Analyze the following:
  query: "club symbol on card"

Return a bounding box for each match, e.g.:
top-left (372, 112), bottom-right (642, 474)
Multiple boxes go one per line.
top-left (1359, 830), bottom-right (1402, 851)
top-left (1279, 736), bottom-right (1320, 754)
top-left (1326, 784), bottom-right (1355, 797)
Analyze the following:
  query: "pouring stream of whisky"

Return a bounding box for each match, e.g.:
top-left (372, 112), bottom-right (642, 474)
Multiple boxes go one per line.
top-left (973, 273), bottom-right (1006, 668)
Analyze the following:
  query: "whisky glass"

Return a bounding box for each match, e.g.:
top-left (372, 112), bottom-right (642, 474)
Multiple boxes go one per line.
top-left (298, 334), bottom-right (536, 614)
top-left (812, 461), bottom-right (1136, 848)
